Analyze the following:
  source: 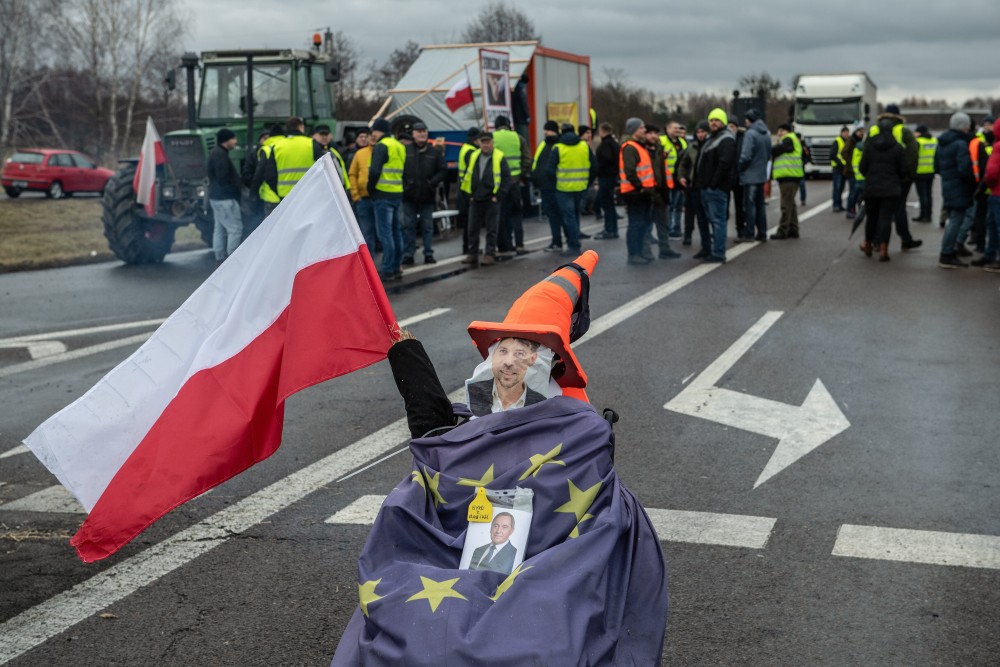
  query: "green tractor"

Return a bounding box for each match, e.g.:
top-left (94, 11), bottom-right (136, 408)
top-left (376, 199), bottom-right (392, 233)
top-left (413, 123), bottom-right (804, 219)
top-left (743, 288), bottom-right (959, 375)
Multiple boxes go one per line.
top-left (102, 33), bottom-right (340, 264)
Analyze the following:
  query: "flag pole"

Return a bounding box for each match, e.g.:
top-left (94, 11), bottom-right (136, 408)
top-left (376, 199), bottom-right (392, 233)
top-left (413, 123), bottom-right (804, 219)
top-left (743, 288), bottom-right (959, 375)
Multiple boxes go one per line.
top-left (464, 64), bottom-right (481, 127)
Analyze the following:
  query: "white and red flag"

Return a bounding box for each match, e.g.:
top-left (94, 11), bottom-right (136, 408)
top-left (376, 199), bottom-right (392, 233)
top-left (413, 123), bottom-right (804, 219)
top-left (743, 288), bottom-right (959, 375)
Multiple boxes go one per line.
top-left (25, 154), bottom-right (397, 562)
top-left (445, 77), bottom-right (474, 113)
top-left (132, 116), bottom-right (167, 216)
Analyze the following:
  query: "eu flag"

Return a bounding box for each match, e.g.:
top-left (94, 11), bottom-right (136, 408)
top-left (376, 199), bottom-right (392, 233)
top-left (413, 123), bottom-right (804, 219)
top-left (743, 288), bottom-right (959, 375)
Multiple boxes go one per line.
top-left (332, 396), bottom-right (668, 666)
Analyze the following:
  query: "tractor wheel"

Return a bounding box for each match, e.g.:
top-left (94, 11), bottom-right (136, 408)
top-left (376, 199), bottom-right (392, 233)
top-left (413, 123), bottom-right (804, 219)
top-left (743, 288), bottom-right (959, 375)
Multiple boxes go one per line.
top-left (101, 163), bottom-right (173, 264)
top-left (4, 186), bottom-right (20, 198)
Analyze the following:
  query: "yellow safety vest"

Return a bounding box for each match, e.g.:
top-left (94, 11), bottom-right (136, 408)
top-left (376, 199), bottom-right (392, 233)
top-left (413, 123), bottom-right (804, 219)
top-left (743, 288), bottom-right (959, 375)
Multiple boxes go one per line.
top-left (493, 129), bottom-right (523, 177)
top-left (852, 145), bottom-right (865, 182)
top-left (869, 123), bottom-right (905, 146)
top-left (916, 137), bottom-right (937, 175)
top-left (458, 143), bottom-right (477, 183)
top-left (664, 136), bottom-right (687, 174)
top-left (273, 135), bottom-right (315, 198)
top-left (460, 148), bottom-right (504, 195)
top-left (258, 136), bottom-right (282, 203)
top-left (532, 141), bottom-right (547, 170)
top-left (772, 133), bottom-right (804, 179)
top-left (374, 136), bottom-right (405, 194)
top-left (833, 135), bottom-right (847, 167)
top-left (554, 141), bottom-right (591, 192)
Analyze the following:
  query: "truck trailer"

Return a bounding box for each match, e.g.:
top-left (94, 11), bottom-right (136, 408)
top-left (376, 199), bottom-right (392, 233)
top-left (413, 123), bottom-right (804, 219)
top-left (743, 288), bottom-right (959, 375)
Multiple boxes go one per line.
top-left (792, 72), bottom-right (877, 177)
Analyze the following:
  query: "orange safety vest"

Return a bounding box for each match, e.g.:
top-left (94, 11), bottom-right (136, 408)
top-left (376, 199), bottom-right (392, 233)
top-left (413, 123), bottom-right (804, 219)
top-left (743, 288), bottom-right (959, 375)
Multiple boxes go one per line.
top-left (970, 137), bottom-right (982, 183)
top-left (618, 140), bottom-right (655, 194)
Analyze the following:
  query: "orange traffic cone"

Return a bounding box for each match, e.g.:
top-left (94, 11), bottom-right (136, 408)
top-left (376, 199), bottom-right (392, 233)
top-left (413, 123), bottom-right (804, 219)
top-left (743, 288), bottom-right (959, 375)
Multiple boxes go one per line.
top-left (467, 251), bottom-right (599, 397)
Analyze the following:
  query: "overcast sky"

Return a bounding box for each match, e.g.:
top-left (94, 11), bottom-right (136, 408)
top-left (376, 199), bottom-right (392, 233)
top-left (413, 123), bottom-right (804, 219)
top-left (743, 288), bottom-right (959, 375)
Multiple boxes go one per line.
top-left (179, 0), bottom-right (999, 107)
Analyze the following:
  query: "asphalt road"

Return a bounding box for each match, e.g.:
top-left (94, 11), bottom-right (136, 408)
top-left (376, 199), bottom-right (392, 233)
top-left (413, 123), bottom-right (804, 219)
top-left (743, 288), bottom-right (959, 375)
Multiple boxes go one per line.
top-left (2, 181), bottom-right (999, 666)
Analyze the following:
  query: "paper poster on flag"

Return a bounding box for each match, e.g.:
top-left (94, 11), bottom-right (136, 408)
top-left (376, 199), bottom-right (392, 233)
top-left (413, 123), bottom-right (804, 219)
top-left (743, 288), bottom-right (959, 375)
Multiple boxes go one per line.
top-left (24, 154), bottom-right (397, 563)
top-left (479, 48), bottom-right (511, 130)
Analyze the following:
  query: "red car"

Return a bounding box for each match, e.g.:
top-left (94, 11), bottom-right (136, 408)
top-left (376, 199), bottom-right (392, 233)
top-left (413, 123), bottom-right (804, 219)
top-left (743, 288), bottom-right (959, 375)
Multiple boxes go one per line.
top-left (2, 149), bottom-right (114, 199)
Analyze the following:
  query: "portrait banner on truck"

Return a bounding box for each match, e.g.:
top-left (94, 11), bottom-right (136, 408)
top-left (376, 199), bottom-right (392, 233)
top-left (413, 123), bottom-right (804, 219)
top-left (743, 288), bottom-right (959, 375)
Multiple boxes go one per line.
top-left (546, 102), bottom-right (579, 129)
top-left (479, 48), bottom-right (511, 130)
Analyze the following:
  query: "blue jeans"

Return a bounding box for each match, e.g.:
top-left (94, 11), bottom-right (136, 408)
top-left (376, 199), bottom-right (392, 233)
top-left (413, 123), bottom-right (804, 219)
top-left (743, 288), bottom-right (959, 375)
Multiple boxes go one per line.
top-left (354, 198), bottom-right (376, 259)
top-left (500, 184), bottom-right (524, 249)
top-left (941, 207), bottom-right (975, 255)
top-left (210, 198), bottom-right (243, 260)
top-left (668, 188), bottom-right (685, 236)
top-left (555, 190), bottom-right (583, 253)
top-left (846, 178), bottom-right (864, 213)
top-left (540, 188), bottom-right (563, 247)
top-left (625, 196), bottom-right (652, 258)
top-left (402, 200), bottom-right (434, 259)
top-left (700, 189), bottom-right (729, 259)
top-left (983, 196), bottom-right (1000, 261)
top-left (831, 170), bottom-right (845, 209)
top-left (798, 178), bottom-right (807, 204)
top-left (742, 183), bottom-right (767, 240)
top-left (597, 175), bottom-right (618, 235)
top-left (374, 197), bottom-right (402, 274)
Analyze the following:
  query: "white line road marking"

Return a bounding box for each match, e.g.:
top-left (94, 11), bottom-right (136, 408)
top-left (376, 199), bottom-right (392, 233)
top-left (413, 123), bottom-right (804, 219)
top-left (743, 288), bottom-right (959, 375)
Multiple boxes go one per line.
top-left (0, 486), bottom-right (84, 514)
top-left (0, 319), bottom-right (166, 344)
top-left (665, 311), bottom-right (850, 489)
top-left (0, 445), bottom-right (29, 460)
top-left (0, 333), bottom-right (152, 381)
top-left (325, 494), bottom-right (386, 524)
top-left (396, 308), bottom-right (450, 327)
top-left (0, 341), bottom-right (67, 359)
top-left (0, 205), bottom-right (835, 663)
top-left (325, 495), bottom-right (778, 550)
top-left (833, 525), bottom-right (1000, 570)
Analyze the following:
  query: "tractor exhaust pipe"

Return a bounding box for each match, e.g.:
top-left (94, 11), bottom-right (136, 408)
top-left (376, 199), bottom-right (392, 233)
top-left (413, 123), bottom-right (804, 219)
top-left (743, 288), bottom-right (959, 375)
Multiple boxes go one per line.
top-left (181, 52), bottom-right (200, 131)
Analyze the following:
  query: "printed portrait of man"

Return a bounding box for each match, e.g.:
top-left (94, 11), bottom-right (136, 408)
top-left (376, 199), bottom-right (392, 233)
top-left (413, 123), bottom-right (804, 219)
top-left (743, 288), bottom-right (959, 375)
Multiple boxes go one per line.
top-left (467, 338), bottom-right (546, 417)
top-left (469, 512), bottom-right (517, 575)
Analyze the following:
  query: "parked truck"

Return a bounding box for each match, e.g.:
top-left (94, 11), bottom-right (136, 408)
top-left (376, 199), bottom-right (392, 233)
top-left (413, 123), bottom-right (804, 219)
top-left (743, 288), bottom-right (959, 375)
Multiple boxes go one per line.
top-left (792, 72), bottom-right (877, 177)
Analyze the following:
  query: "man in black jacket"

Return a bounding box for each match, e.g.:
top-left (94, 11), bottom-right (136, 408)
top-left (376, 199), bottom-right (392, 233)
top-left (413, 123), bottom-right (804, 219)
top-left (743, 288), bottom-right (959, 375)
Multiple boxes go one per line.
top-left (593, 123), bottom-right (620, 240)
top-left (401, 122), bottom-right (446, 265)
top-left (462, 132), bottom-right (511, 266)
top-left (694, 108), bottom-right (736, 262)
top-left (532, 121), bottom-right (563, 251)
top-left (206, 128), bottom-right (243, 262)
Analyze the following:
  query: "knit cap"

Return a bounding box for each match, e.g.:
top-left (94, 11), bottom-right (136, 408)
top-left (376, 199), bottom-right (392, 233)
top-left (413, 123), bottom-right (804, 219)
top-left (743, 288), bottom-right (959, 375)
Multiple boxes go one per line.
top-left (949, 112), bottom-right (971, 131)
top-left (625, 117), bottom-right (644, 134)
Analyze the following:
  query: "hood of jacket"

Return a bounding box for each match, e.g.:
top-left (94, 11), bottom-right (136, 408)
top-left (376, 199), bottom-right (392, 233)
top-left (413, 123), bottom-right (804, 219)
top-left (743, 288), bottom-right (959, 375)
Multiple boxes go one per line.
top-left (870, 123), bottom-right (900, 152)
top-left (558, 131), bottom-right (581, 146)
top-left (747, 119), bottom-right (769, 136)
top-left (937, 127), bottom-right (971, 150)
top-left (877, 112), bottom-right (905, 126)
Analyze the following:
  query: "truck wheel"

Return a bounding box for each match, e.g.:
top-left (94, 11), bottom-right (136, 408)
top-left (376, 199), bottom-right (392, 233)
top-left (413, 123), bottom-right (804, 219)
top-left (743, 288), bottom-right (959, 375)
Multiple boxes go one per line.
top-left (4, 186), bottom-right (20, 198)
top-left (101, 163), bottom-right (173, 264)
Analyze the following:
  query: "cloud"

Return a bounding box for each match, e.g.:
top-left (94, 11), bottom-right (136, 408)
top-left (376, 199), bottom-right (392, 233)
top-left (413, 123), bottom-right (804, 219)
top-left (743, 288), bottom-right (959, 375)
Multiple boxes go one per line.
top-left (180, 0), bottom-right (1000, 105)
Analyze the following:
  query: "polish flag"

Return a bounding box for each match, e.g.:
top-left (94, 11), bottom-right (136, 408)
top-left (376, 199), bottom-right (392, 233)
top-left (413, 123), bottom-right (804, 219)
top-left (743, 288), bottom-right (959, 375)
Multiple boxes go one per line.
top-left (132, 117), bottom-right (167, 216)
top-left (445, 77), bottom-right (474, 113)
top-left (25, 154), bottom-right (397, 562)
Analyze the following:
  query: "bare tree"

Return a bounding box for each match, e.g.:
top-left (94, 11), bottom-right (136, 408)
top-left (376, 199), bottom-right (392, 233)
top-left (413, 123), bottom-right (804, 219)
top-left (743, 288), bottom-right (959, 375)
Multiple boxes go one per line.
top-left (371, 40), bottom-right (421, 97)
top-left (63, 0), bottom-right (187, 160)
top-left (461, 2), bottom-right (538, 43)
top-left (738, 72), bottom-right (782, 99)
top-left (0, 0), bottom-right (63, 152)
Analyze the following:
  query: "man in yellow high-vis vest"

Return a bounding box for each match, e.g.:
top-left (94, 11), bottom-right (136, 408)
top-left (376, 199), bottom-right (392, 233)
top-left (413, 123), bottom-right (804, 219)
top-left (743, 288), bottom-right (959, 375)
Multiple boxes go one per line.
top-left (492, 116), bottom-right (531, 254)
top-left (368, 117), bottom-right (405, 281)
top-left (913, 125), bottom-right (938, 222)
top-left (547, 123), bottom-right (595, 257)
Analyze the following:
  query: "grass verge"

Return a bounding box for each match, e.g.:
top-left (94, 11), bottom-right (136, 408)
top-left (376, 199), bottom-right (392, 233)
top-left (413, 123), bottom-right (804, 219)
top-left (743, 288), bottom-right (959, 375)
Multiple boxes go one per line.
top-left (0, 196), bottom-right (207, 273)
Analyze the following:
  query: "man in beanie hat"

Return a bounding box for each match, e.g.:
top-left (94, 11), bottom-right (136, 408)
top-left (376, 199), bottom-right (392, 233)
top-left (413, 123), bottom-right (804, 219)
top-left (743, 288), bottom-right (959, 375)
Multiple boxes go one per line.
top-left (460, 131), bottom-right (510, 266)
top-left (532, 120), bottom-right (566, 251)
top-left (593, 122), bottom-right (621, 240)
top-left (739, 108), bottom-right (771, 241)
top-left (935, 111), bottom-right (977, 268)
top-left (368, 117), bottom-right (406, 281)
top-left (770, 123), bottom-right (804, 240)
top-left (493, 115), bottom-right (531, 255)
top-left (456, 128), bottom-right (482, 256)
top-left (694, 108), bottom-right (737, 261)
top-left (678, 122), bottom-right (712, 251)
top-left (870, 104), bottom-right (923, 251)
top-left (206, 128), bottom-right (243, 261)
top-left (619, 118), bottom-right (656, 264)
top-left (348, 126), bottom-right (377, 257)
top-left (547, 123), bottom-right (595, 257)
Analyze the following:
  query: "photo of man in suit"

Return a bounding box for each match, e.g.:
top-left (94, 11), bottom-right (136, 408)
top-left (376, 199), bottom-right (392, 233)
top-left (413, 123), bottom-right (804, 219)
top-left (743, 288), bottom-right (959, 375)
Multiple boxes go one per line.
top-left (467, 338), bottom-right (547, 417)
top-left (469, 512), bottom-right (517, 575)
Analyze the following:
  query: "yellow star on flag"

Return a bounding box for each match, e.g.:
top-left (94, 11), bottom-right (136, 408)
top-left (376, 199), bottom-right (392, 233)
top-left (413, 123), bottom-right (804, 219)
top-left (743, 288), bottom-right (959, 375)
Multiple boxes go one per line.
top-left (490, 563), bottom-right (533, 601)
top-left (406, 576), bottom-right (468, 613)
top-left (358, 579), bottom-right (384, 617)
top-left (518, 443), bottom-right (566, 480)
top-left (555, 479), bottom-right (601, 537)
top-left (410, 470), bottom-right (426, 492)
top-left (457, 464), bottom-right (495, 487)
top-left (423, 466), bottom-right (447, 507)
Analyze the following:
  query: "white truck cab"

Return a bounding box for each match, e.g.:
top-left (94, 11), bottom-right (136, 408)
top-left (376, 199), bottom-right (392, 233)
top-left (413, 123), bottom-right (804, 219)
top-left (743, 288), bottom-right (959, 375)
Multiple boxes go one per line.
top-left (793, 73), bottom-right (877, 177)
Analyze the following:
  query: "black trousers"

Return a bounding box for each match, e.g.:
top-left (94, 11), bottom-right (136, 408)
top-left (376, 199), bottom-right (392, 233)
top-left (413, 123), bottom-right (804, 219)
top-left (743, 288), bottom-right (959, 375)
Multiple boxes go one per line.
top-left (865, 195), bottom-right (900, 245)
top-left (467, 199), bottom-right (499, 255)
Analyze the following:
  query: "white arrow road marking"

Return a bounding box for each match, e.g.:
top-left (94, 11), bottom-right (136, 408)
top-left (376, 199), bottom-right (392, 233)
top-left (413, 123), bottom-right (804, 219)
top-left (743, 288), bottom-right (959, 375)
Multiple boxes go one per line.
top-left (326, 495), bottom-right (778, 549)
top-left (0, 444), bottom-right (29, 459)
top-left (665, 311), bottom-right (850, 488)
top-left (0, 486), bottom-right (84, 514)
top-left (833, 525), bottom-right (1000, 570)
